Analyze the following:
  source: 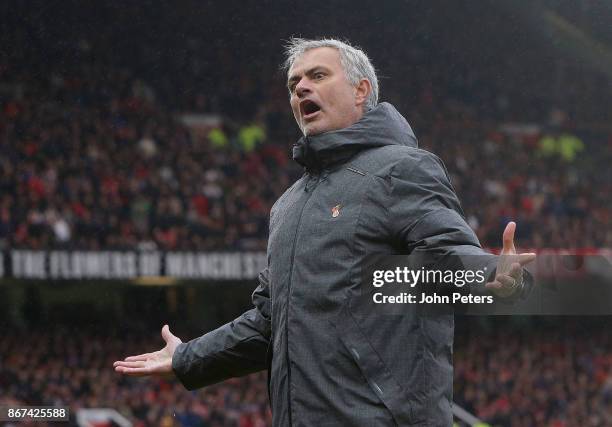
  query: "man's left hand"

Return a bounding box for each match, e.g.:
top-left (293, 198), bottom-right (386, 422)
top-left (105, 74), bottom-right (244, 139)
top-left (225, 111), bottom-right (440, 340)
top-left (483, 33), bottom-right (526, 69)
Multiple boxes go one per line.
top-left (485, 221), bottom-right (536, 297)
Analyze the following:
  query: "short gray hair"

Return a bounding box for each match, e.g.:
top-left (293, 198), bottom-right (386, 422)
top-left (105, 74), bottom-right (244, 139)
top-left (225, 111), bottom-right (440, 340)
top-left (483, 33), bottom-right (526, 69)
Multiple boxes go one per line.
top-left (282, 37), bottom-right (379, 111)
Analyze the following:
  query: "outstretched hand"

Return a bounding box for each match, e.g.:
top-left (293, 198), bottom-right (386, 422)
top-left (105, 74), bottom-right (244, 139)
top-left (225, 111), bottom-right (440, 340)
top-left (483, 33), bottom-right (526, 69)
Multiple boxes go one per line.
top-left (485, 222), bottom-right (536, 297)
top-left (113, 325), bottom-right (182, 378)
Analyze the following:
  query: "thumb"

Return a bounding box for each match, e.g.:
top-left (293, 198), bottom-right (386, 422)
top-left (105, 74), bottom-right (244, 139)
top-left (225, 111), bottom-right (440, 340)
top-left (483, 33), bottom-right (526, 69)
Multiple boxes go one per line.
top-left (516, 252), bottom-right (537, 266)
top-left (502, 221), bottom-right (517, 254)
top-left (161, 324), bottom-right (182, 348)
top-left (161, 324), bottom-right (174, 343)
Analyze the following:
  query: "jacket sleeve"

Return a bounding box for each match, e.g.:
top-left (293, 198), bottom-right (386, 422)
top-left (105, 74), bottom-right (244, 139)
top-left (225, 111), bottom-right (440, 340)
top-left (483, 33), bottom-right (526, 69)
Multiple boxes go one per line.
top-left (387, 150), bottom-right (531, 299)
top-left (172, 268), bottom-right (271, 390)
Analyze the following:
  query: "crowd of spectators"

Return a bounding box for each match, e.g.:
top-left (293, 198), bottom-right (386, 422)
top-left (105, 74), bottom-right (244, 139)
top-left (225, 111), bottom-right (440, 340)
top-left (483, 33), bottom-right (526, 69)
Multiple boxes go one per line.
top-left (454, 319), bottom-right (612, 426)
top-left (0, 66), bottom-right (294, 251)
top-left (421, 120), bottom-right (611, 250)
top-left (1, 2), bottom-right (610, 252)
top-left (0, 323), bottom-right (271, 427)
top-left (0, 61), bottom-right (609, 252)
top-left (1, 319), bottom-right (611, 426)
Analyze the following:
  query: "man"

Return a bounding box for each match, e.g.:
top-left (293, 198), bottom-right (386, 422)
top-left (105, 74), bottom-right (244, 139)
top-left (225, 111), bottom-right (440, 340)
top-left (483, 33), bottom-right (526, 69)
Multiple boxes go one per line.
top-left (114, 38), bottom-right (535, 426)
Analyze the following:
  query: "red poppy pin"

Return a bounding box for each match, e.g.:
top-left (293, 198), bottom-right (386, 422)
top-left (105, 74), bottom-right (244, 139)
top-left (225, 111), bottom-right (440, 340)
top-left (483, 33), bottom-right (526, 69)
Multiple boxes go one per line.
top-left (331, 204), bottom-right (342, 218)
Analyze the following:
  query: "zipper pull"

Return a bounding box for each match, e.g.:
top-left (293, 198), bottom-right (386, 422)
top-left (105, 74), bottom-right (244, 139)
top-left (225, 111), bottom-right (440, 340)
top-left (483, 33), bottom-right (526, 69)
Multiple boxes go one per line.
top-left (305, 172), bottom-right (319, 192)
top-left (304, 173), bottom-right (312, 193)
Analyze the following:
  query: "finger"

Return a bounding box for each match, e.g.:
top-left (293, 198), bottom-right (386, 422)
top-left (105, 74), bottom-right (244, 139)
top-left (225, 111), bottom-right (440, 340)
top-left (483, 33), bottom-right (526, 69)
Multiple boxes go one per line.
top-left (114, 366), bottom-right (154, 376)
top-left (517, 253), bottom-right (536, 266)
top-left (485, 280), bottom-right (503, 290)
top-left (496, 274), bottom-right (516, 288)
top-left (502, 221), bottom-right (516, 254)
top-left (113, 360), bottom-right (147, 369)
top-left (123, 353), bottom-right (154, 362)
top-left (509, 262), bottom-right (522, 279)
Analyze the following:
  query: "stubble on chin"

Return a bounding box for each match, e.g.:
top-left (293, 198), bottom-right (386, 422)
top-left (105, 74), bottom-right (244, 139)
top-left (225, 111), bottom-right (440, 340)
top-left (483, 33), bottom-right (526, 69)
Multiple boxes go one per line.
top-left (300, 116), bottom-right (328, 137)
top-left (302, 122), bottom-right (323, 137)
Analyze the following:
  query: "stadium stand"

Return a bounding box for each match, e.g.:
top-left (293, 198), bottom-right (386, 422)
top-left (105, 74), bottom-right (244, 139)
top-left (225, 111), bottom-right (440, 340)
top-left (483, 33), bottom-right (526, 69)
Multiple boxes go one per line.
top-left (1, 319), bottom-right (611, 426)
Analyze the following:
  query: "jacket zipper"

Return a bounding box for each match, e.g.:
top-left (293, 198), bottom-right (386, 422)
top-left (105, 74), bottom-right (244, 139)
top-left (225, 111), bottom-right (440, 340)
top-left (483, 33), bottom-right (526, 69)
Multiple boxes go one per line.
top-left (285, 168), bottom-right (319, 425)
top-left (347, 166), bottom-right (366, 176)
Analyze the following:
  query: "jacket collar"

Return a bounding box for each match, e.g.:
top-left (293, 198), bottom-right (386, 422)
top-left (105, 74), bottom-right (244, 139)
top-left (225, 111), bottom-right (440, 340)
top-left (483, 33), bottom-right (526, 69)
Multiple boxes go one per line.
top-left (292, 102), bottom-right (418, 171)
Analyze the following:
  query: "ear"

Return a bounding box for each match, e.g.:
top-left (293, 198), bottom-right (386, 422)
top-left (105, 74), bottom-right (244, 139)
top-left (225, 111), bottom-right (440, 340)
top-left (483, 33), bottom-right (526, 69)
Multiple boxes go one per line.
top-left (354, 78), bottom-right (372, 108)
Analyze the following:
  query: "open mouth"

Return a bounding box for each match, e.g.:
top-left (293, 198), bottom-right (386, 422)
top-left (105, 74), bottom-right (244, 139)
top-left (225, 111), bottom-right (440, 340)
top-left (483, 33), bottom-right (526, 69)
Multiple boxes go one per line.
top-left (300, 99), bottom-right (321, 120)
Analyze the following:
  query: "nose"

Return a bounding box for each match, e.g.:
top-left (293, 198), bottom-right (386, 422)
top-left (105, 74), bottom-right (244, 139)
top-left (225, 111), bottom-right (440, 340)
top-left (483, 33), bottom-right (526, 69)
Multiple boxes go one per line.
top-left (295, 78), bottom-right (312, 98)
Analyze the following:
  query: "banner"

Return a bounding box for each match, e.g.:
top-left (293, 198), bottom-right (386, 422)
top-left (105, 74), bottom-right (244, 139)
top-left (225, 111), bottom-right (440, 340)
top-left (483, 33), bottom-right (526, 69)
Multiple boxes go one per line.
top-left (2, 250), bottom-right (267, 281)
top-left (0, 249), bottom-right (609, 282)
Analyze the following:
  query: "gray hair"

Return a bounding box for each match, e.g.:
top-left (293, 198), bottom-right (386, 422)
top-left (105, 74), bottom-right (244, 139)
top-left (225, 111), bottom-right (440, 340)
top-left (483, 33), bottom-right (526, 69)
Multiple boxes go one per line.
top-left (282, 37), bottom-right (379, 111)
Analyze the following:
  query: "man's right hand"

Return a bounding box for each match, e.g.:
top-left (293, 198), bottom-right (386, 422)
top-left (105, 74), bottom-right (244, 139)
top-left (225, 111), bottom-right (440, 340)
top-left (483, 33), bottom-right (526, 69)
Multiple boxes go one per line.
top-left (113, 324), bottom-right (182, 378)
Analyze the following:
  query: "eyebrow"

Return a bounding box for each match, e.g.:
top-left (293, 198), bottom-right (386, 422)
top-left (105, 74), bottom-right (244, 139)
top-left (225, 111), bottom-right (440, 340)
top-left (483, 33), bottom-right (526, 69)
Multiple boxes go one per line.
top-left (287, 66), bottom-right (330, 88)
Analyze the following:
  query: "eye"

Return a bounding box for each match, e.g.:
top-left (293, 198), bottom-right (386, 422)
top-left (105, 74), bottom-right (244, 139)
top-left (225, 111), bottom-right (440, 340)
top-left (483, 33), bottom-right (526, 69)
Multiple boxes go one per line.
top-left (314, 72), bottom-right (325, 80)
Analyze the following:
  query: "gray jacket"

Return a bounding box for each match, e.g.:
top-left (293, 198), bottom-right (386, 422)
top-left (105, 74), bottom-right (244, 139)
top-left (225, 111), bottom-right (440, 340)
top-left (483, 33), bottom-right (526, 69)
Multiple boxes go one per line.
top-left (172, 103), bottom-right (505, 426)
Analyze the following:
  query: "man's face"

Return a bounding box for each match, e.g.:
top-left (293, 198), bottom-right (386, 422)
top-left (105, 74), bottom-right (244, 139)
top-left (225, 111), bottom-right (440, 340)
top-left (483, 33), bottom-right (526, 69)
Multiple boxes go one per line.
top-left (288, 47), bottom-right (366, 136)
